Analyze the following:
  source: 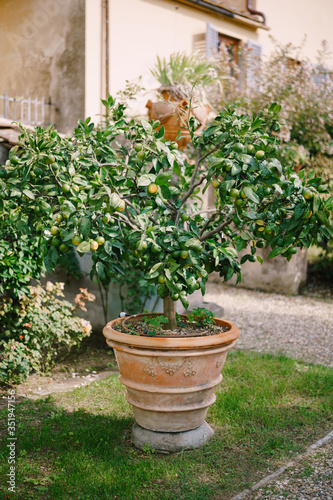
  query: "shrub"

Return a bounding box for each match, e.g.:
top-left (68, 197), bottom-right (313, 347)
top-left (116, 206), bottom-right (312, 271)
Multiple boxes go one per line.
top-left (0, 282), bottom-right (95, 385)
top-left (0, 216), bottom-right (45, 299)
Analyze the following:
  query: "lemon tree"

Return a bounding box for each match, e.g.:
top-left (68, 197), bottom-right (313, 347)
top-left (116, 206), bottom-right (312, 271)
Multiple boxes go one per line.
top-left (1, 97), bottom-right (332, 330)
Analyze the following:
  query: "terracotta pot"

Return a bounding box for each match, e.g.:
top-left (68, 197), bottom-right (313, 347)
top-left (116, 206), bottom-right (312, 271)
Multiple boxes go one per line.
top-left (146, 87), bottom-right (211, 150)
top-left (103, 316), bottom-right (239, 450)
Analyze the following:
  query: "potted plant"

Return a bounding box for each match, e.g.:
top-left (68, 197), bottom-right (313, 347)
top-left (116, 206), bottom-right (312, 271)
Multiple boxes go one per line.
top-left (146, 52), bottom-right (219, 148)
top-left (1, 96), bottom-right (332, 452)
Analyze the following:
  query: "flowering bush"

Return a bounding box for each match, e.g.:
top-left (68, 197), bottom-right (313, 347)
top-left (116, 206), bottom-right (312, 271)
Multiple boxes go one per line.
top-left (0, 282), bottom-right (95, 385)
top-left (212, 39), bottom-right (333, 162)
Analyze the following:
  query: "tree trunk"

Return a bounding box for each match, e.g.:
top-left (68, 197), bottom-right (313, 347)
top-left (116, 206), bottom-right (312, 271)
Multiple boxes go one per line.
top-left (163, 296), bottom-right (177, 331)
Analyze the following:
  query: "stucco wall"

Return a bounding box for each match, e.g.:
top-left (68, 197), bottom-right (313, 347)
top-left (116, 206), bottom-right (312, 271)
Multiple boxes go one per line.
top-left (109, 0), bottom-right (259, 95)
top-left (0, 0), bottom-right (85, 133)
top-left (84, 0), bottom-right (333, 120)
top-left (257, 0), bottom-right (333, 62)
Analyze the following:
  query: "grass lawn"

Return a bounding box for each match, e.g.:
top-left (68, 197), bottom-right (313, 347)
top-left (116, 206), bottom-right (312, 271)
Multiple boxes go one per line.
top-left (1, 350), bottom-right (332, 499)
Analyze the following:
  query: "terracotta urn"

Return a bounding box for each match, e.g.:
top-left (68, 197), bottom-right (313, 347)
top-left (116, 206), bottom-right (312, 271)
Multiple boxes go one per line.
top-left (103, 316), bottom-right (239, 452)
top-left (146, 86), bottom-right (211, 150)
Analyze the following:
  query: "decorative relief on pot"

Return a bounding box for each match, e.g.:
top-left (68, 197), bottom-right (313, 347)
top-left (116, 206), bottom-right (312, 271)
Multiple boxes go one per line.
top-left (184, 360), bottom-right (197, 377)
top-left (157, 357), bottom-right (185, 375)
top-left (144, 361), bottom-right (158, 379)
top-left (216, 356), bottom-right (225, 368)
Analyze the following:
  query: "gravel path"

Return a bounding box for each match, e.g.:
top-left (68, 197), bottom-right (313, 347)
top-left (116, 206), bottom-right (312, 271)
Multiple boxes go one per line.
top-left (205, 282), bottom-right (333, 367)
top-left (204, 282), bottom-right (333, 500)
top-left (234, 437), bottom-right (333, 500)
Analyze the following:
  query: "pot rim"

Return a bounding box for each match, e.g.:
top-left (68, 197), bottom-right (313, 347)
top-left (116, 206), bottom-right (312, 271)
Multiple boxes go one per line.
top-left (103, 315), bottom-right (239, 350)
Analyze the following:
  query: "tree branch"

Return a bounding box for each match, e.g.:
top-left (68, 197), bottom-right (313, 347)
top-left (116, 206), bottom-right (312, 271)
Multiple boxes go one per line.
top-left (199, 214), bottom-right (235, 241)
top-left (199, 212), bottom-right (219, 237)
top-left (179, 138), bottom-right (228, 211)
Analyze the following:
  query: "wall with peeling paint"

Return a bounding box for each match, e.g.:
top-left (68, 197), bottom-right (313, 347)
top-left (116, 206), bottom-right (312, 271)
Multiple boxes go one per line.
top-left (0, 0), bottom-right (85, 133)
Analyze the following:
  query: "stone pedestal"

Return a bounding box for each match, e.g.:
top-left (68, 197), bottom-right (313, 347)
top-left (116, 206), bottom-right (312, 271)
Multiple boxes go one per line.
top-left (132, 422), bottom-right (214, 453)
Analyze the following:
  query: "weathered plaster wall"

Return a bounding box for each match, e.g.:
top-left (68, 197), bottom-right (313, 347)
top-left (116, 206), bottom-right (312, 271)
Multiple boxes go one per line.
top-left (0, 0), bottom-right (85, 133)
top-left (257, 0), bottom-right (333, 63)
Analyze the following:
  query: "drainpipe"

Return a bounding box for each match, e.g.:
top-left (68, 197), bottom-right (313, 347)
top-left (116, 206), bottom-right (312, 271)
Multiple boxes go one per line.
top-left (247, 0), bottom-right (266, 25)
top-left (105, 0), bottom-right (109, 97)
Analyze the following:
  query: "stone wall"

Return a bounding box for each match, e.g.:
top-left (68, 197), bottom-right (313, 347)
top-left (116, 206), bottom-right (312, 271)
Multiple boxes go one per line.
top-left (0, 0), bottom-right (85, 133)
top-left (210, 247), bottom-right (308, 295)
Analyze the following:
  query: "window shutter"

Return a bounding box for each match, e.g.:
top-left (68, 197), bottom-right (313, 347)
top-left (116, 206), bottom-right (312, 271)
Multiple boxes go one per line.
top-left (206, 23), bottom-right (219, 57)
top-left (246, 39), bottom-right (262, 93)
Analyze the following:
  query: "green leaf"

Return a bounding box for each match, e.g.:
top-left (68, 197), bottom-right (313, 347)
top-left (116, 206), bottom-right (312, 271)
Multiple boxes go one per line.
top-left (243, 186), bottom-right (260, 203)
top-left (294, 204), bottom-right (304, 220)
top-left (268, 158), bottom-right (282, 175)
top-left (165, 269), bottom-right (171, 281)
top-left (137, 174), bottom-right (156, 187)
top-left (203, 125), bottom-right (220, 138)
top-left (16, 220), bottom-right (29, 233)
top-left (268, 247), bottom-right (283, 258)
top-left (96, 262), bottom-right (106, 280)
top-left (155, 195), bottom-right (166, 208)
top-left (313, 195), bottom-right (321, 214)
top-left (240, 231), bottom-right (250, 241)
top-left (150, 262), bottom-right (163, 274)
top-left (77, 241), bottom-right (90, 253)
top-left (160, 185), bottom-right (171, 199)
top-left (231, 163), bottom-right (242, 176)
top-left (104, 241), bottom-right (113, 255)
top-left (79, 217), bottom-right (91, 237)
top-left (22, 189), bottom-right (35, 200)
top-left (240, 254), bottom-right (255, 264)
top-left (62, 231), bottom-right (75, 242)
top-left (141, 119), bottom-right (153, 134)
top-left (238, 154), bottom-right (255, 165)
top-left (173, 164), bottom-right (181, 177)
top-left (155, 173), bottom-right (171, 186)
top-left (179, 294), bottom-right (189, 311)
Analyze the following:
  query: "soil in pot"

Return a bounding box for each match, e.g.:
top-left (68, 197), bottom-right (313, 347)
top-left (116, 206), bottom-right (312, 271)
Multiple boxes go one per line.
top-left (116, 313), bottom-right (230, 338)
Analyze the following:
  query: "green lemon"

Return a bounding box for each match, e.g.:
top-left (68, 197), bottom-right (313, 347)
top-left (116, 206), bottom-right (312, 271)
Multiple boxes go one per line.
top-left (116, 199), bottom-right (125, 212)
top-left (10, 155), bottom-right (19, 165)
top-left (90, 240), bottom-right (99, 251)
top-left (255, 150), bottom-right (265, 160)
top-left (96, 236), bottom-right (105, 246)
top-left (72, 235), bottom-right (82, 246)
top-left (303, 189), bottom-right (314, 200)
top-left (45, 154), bottom-right (56, 164)
top-left (233, 143), bottom-right (244, 153)
top-left (147, 183), bottom-right (158, 195)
